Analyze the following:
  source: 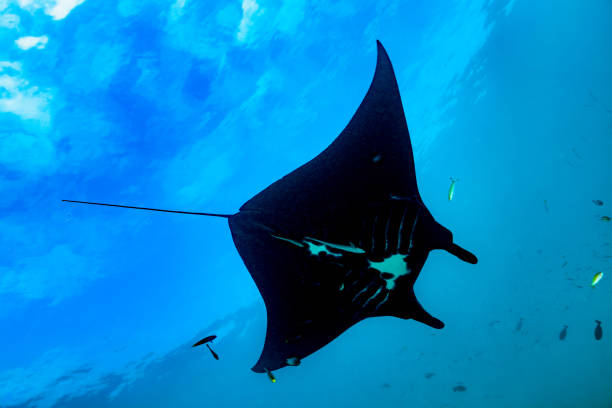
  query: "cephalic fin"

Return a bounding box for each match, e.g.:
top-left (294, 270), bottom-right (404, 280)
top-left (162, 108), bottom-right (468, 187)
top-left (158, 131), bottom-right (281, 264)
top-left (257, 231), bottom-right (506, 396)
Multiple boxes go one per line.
top-left (446, 243), bottom-right (478, 264)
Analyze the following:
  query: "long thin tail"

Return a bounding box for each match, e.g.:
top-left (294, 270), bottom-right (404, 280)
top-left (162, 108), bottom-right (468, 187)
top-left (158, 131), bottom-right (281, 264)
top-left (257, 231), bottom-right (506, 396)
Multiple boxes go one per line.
top-left (62, 200), bottom-right (232, 218)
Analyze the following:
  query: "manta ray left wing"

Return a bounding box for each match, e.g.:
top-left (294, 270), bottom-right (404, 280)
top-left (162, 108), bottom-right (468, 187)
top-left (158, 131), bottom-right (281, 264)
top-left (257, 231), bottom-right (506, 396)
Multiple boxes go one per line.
top-left (228, 41), bottom-right (477, 373)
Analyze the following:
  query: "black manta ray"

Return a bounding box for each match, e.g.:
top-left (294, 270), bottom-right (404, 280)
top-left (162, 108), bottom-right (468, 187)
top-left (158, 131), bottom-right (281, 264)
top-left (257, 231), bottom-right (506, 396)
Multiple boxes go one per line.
top-left (64, 41), bottom-right (477, 375)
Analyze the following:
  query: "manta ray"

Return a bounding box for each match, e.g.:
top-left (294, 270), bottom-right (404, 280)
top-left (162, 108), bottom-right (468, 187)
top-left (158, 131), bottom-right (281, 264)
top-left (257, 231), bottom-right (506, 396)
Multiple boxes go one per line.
top-left (64, 41), bottom-right (477, 375)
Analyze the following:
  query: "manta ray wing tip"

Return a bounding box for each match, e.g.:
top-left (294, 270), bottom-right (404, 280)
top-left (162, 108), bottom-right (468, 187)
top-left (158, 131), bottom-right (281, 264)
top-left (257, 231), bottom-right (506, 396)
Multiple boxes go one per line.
top-left (375, 40), bottom-right (388, 57)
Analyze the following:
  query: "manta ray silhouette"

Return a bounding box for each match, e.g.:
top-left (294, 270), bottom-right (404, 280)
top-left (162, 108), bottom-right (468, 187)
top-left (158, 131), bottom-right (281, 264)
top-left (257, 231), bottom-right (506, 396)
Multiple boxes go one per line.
top-left (64, 41), bottom-right (477, 374)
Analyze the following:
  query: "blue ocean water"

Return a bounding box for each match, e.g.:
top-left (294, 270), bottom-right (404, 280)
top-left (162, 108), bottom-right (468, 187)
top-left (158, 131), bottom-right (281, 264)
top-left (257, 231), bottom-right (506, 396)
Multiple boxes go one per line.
top-left (1, 0), bottom-right (611, 406)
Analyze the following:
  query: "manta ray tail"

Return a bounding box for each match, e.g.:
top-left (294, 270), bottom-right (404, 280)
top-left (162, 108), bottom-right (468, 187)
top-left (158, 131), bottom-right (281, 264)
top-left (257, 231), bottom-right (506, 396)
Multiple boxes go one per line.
top-left (61, 200), bottom-right (233, 218)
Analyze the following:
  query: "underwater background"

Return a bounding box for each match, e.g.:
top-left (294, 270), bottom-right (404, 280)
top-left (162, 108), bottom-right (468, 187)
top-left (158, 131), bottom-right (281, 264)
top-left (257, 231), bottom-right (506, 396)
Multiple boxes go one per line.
top-left (1, 0), bottom-right (611, 406)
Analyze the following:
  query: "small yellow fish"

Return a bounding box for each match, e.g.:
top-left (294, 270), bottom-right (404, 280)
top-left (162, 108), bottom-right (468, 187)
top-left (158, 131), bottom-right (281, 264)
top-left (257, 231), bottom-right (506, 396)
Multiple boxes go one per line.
top-left (591, 272), bottom-right (603, 287)
top-left (265, 368), bottom-right (276, 383)
top-left (601, 216), bottom-right (611, 222)
top-left (448, 177), bottom-right (458, 201)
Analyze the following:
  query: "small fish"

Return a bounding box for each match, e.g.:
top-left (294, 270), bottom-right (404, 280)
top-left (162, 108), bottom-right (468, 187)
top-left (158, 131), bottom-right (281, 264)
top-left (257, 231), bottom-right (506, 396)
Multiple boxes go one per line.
top-left (448, 177), bottom-right (458, 201)
top-left (381, 383), bottom-right (391, 388)
top-left (601, 216), bottom-right (611, 222)
top-left (591, 272), bottom-right (604, 287)
top-left (285, 357), bottom-right (301, 366)
top-left (543, 199), bottom-right (549, 213)
top-left (205, 343), bottom-right (219, 360)
top-left (265, 368), bottom-right (276, 383)
top-left (192, 335), bottom-right (219, 360)
top-left (594, 320), bottom-right (603, 340)
top-left (515, 317), bottom-right (523, 332)
top-left (192, 335), bottom-right (217, 347)
top-left (593, 199), bottom-right (604, 206)
top-left (559, 325), bottom-right (568, 340)
top-left (561, 260), bottom-right (567, 268)
top-left (424, 372), bottom-right (435, 379)
top-left (453, 385), bottom-right (467, 392)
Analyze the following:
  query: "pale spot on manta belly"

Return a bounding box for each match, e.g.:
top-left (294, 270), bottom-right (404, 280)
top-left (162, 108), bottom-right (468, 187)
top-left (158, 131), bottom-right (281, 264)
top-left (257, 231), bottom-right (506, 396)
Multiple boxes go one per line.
top-left (363, 286), bottom-right (383, 307)
top-left (368, 254), bottom-right (410, 290)
top-left (304, 240), bottom-right (342, 258)
top-left (303, 237), bottom-right (365, 254)
top-left (271, 232), bottom-right (408, 300)
top-left (271, 234), bottom-right (305, 248)
top-left (270, 234), bottom-right (364, 257)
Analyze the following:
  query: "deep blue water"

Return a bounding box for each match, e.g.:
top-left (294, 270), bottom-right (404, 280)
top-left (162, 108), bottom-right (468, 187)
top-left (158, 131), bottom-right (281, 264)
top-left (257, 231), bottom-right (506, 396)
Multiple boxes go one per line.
top-left (1, 0), bottom-right (611, 407)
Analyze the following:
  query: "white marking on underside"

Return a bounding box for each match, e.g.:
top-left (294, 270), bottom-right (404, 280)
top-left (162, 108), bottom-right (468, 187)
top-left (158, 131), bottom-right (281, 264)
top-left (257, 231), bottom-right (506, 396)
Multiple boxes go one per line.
top-left (397, 205), bottom-right (407, 251)
top-left (303, 237), bottom-right (365, 254)
top-left (363, 286), bottom-right (383, 308)
top-left (368, 254), bottom-right (410, 290)
top-left (304, 240), bottom-right (342, 258)
top-left (375, 291), bottom-right (390, 311)
top-left (384, 214), bottom-right (390, 253)
top-left (271, 234), bottom-right (305, 248)
top-left (352, 286), bottom-right (369, 302)
top-left (408, 209), bottom-right (420, 252)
